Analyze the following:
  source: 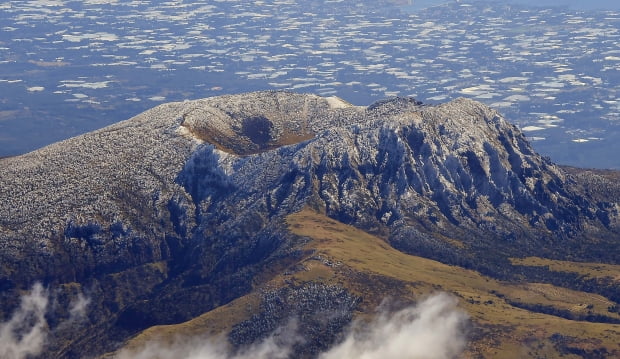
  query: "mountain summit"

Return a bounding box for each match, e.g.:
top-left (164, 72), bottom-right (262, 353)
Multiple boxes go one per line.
top-left (1, 91), bottom-right (619, 358)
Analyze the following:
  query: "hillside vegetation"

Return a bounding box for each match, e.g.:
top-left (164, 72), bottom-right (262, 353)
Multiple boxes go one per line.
top-left (0, 92), bottom-right (618, 358)
top-left (111, 208), bottom-right (620, 358)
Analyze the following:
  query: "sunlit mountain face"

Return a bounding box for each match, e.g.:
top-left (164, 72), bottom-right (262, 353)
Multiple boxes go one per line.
top-left (1, 91), bottom-right (619, 358)
top-left (1, 0), bottom-right (619, 168)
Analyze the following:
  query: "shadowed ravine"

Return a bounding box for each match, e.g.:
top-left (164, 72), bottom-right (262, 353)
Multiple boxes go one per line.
top-left (0, 91), bottom-right (619, 358)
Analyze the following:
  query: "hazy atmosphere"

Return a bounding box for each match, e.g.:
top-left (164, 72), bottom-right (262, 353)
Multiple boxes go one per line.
top-left (2, 0), bottom-right (620, 168)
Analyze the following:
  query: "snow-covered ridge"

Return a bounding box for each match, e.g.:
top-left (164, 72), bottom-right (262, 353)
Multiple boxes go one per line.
top-left (0, 90), bottom-right (618, 357)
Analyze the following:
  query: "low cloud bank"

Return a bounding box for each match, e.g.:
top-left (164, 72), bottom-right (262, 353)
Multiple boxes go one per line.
top-left (118, 292), bottom-right (469, 359)
top-left (118, 319), bottom-right (302, 359)
top-left (1, 289), bottom-right (468, 359)
top-left (0, 283), bottom-right (49, 359)
top-left (68, 292), bottom-right (91, 322)
top-left (320, 292), bottom-right (468, 359)
top-left (0, 283), bottom-right (91, 359)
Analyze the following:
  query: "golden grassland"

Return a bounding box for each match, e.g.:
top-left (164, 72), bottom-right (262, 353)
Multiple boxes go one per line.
top-left (511, 256), bottom-right (620, 282)
top-left (115, 294), bottom-right (262, 355)
top-left (287, 209), bottom-right (620, 357)
top-left (112, 208), bottom-right (620, 358)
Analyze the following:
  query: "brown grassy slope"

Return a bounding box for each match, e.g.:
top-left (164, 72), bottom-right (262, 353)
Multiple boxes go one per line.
top-left (511, 257), bottom-right (620, 282)
top-left (110, 208), bottom-right (620, 358)
top-left (287, 209), bottom-right (620, 358)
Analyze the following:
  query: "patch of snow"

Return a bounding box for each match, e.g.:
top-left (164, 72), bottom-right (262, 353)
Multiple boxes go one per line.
top-left (325, 96), bottom-right (351, 109)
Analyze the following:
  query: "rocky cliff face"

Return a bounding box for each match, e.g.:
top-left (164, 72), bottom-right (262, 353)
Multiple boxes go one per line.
top-left (0, 91), bottom-right (619, 358)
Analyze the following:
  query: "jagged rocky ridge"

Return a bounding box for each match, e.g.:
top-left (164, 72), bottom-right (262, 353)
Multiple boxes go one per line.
top-left (0, 91), bottom-right (619, 357)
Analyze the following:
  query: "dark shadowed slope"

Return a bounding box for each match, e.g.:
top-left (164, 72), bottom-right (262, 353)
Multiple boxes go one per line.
top-left (0, 91), bottom-right (618, 358)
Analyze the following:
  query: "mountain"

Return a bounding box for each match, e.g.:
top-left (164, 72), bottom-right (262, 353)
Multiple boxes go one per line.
top-left (0, 91), bottom-right (619, 358)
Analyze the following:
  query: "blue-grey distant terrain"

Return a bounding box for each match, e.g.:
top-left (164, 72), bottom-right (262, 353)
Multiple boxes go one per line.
top-left (1, 0), bottom-right (620, 168)
top-left (504, 0), bottom-right (620, 11)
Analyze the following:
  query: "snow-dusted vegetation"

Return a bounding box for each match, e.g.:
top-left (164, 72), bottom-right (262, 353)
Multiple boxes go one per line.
top-left (0, 92), bottom-right (619, 357)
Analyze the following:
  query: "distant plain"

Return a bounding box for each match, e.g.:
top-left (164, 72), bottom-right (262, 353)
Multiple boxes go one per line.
top-left (1, 0), bottom-right (620, 168)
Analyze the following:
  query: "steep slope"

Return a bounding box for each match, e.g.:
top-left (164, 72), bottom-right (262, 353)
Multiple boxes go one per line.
top-left (0, 91), bottom-right (618, 358)
top-left (108, 208), bottom-right (620, 358)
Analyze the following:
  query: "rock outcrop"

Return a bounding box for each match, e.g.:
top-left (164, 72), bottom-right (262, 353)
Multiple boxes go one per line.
top-left (0, 91), bottom-right (618, 358)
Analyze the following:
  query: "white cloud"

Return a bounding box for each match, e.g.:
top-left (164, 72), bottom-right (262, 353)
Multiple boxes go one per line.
top-left (320, 293), bottom-right (468, 359)
top-left (0, 283), bottom-right (49, 359)
top-left (68, 292), bottom-right (90, 322)
top-left (0, 283), bottom-right (92, 359)
top-left (59, 80), bottom-right (112, 89)
top-left (116, 318), bottom-right (302, 359)
top-left (521, 126), bottom-right (547, 132)
top-left (117, 293), bottom-right (469, 359)
top-left (1, 288), bottom-right (468, 359)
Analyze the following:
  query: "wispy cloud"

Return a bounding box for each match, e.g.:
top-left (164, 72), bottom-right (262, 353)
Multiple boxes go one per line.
top-left (116, 293), bottom-right (469, 359)
top-left (68, 292), bottom-right (90, 323)
top-left (1, 288), bottom-right (467, 359)
top-left (116, 318), bottom-right (302, 359)
top-left (0, 283), bottom-right (92, 359)
top-left (0, 283), bottom-right (49, 359)
top-left (320, 292), bottom-right (469, 359)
